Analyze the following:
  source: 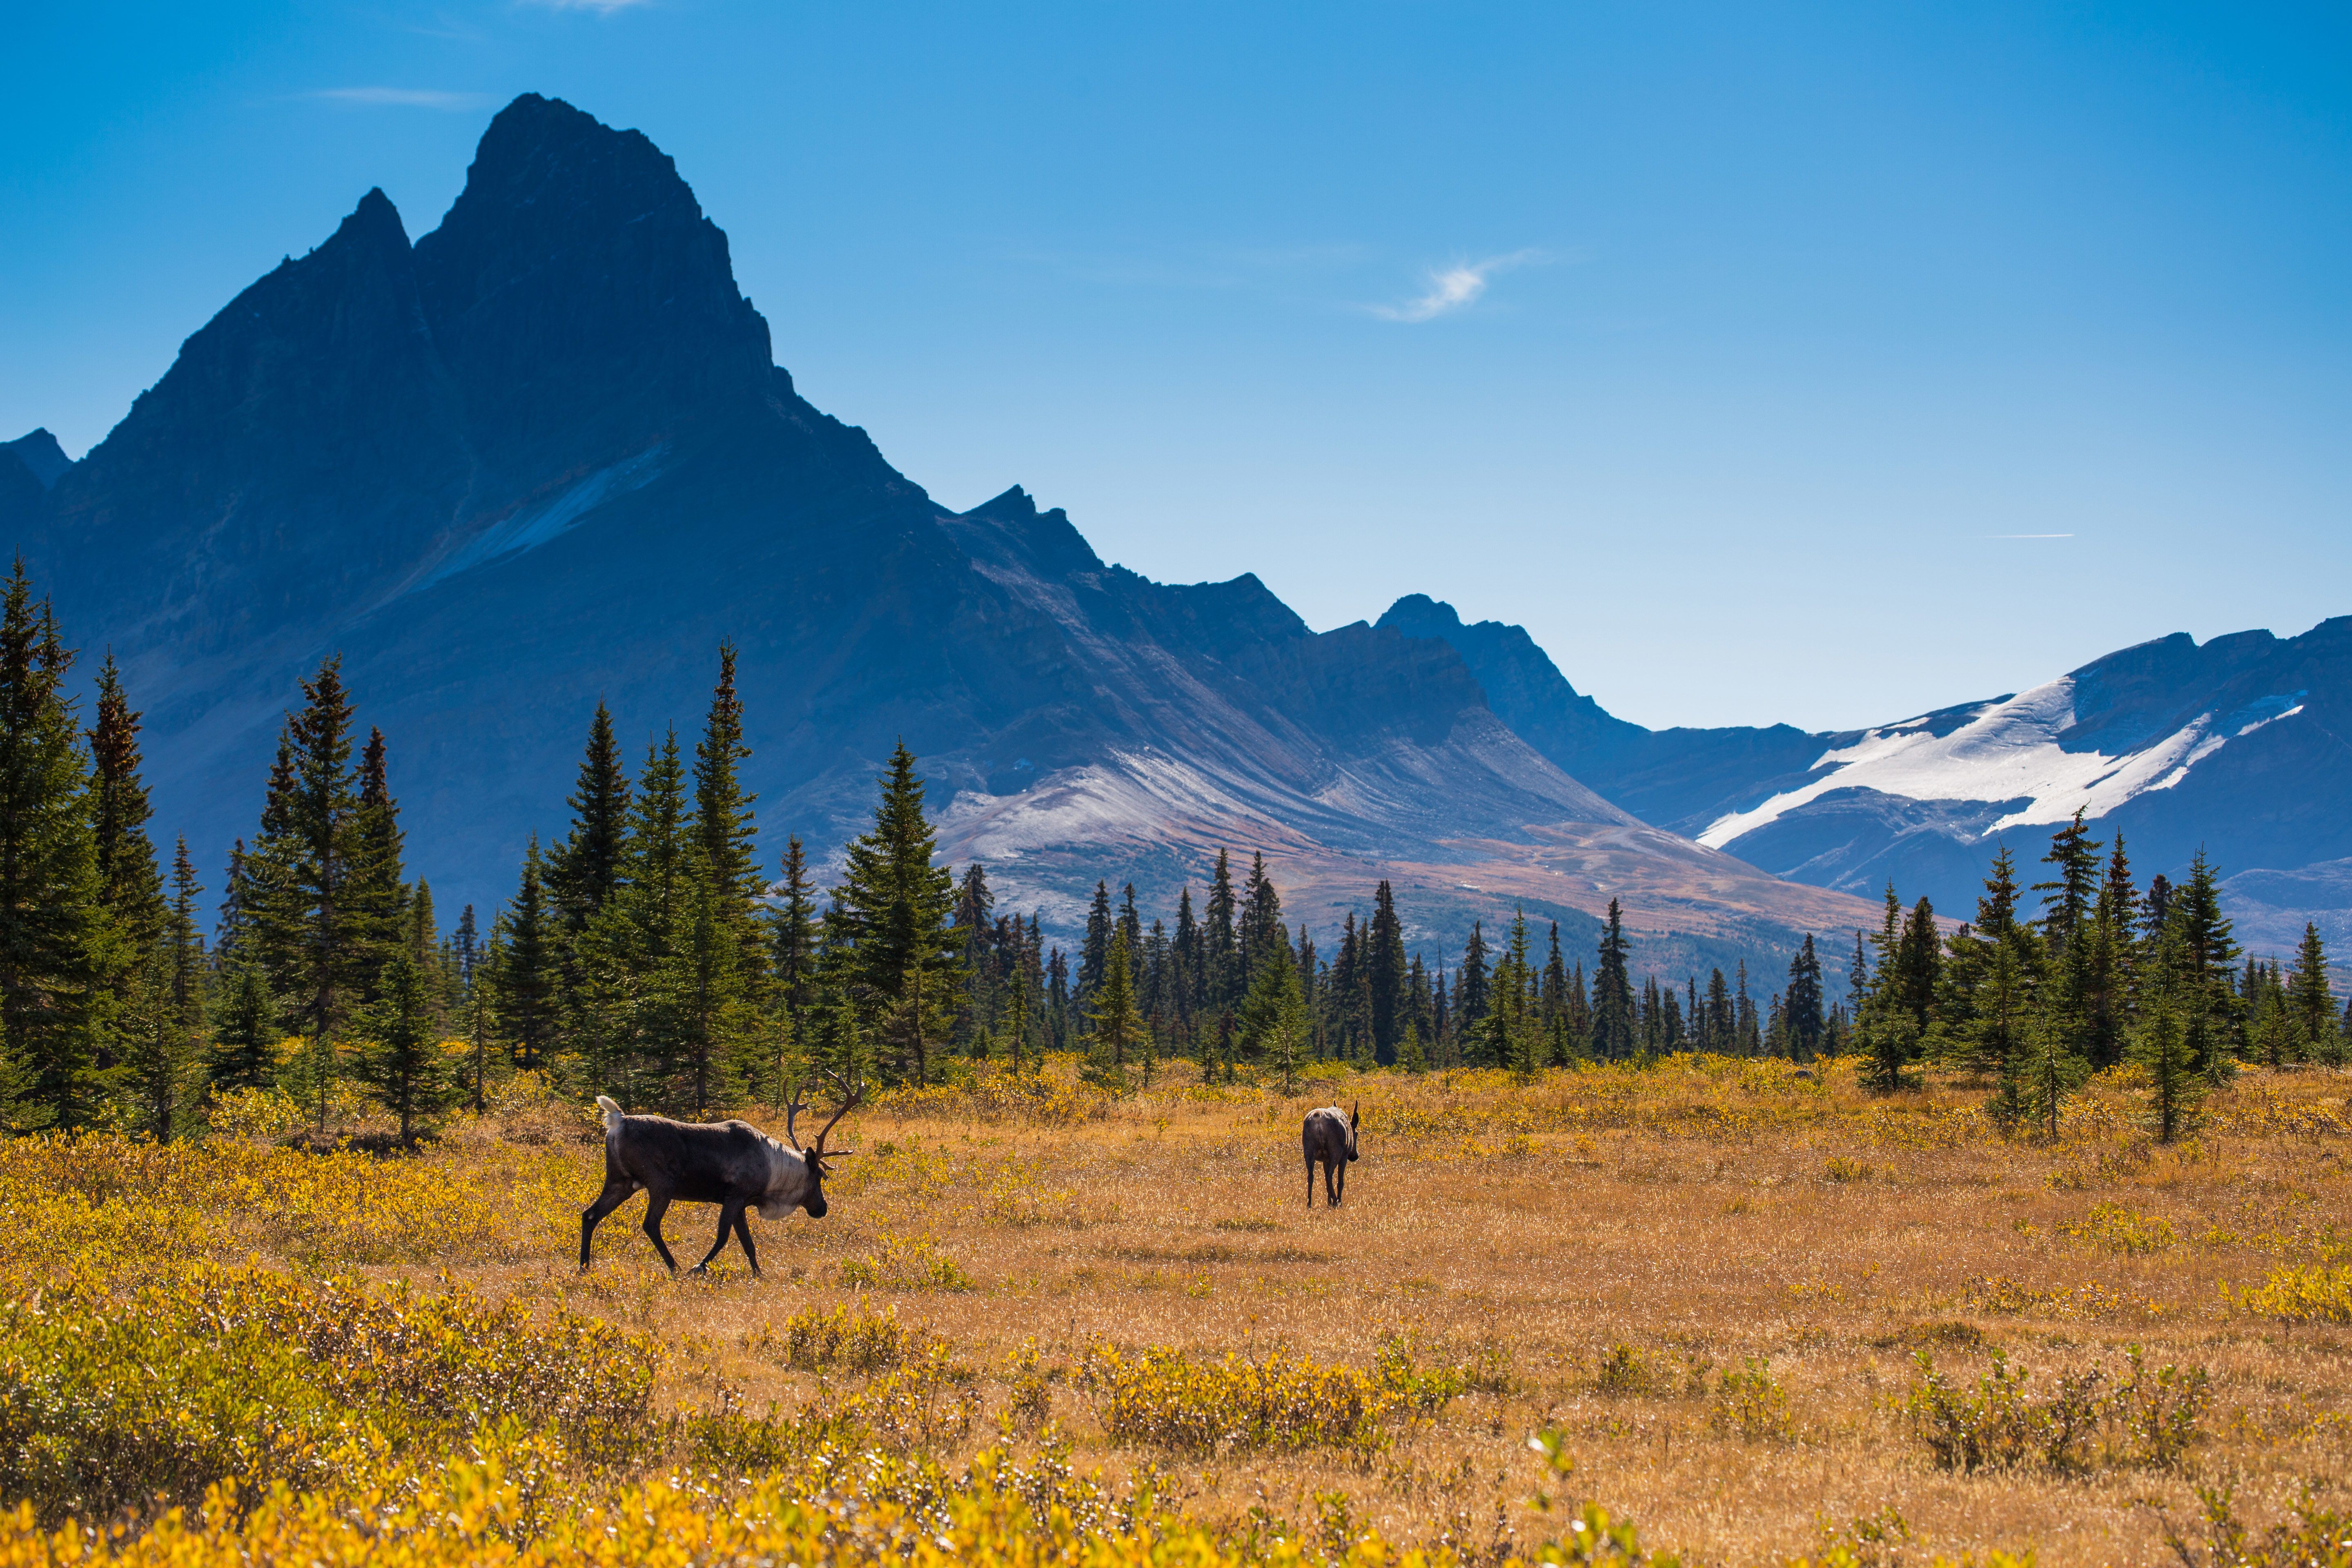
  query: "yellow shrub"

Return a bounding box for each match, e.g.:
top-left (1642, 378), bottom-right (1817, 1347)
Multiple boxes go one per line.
top-left (2065, 1203), bottom-right (2177, 1256)
top-left (743, 1301), bottom-right (908, 1372)
top-left (2234, 1263), bottom-right (2352, 1323)
top-left (1076, 1342), bottom-right (1448, 1454)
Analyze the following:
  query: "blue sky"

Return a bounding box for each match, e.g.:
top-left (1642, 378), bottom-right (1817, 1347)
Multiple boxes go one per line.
top-left (4, 2), bottom-right (2348, 731)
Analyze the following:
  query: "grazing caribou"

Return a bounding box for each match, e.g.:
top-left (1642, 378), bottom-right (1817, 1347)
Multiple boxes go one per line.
top-left (580, 1077), bottom-right (862, 1277)
top-left (1302, 1100), bottom-right (1360, 1208)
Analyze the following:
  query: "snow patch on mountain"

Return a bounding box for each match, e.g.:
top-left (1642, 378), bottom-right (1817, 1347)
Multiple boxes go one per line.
top-left (1696, 675), bottom-right (2307, 851)
top-left (408, 444), bottom-right (667, 594)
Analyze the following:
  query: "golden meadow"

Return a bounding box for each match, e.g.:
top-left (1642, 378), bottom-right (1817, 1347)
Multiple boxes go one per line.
top-left (2, 1055), bottom-right (2350, 1566)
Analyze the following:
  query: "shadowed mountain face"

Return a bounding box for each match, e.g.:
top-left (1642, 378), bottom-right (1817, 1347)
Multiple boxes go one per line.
top-left (1382, 596), bottom-right (2352, 954)
top-left (8, 94), bottom-right (1875, 970)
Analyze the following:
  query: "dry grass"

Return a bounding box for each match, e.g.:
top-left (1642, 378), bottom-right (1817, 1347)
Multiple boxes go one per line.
top-left (4, 1053), bottom-right (2351, 1565)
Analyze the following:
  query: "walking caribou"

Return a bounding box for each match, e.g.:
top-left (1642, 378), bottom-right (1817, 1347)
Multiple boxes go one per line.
top-left (580, 1077), bottom-right (862, 1277)
top-left (1302, 1100), bottom-right (1360, 1208)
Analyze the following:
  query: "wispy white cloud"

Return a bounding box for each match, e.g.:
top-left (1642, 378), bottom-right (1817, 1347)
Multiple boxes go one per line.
top-left (1369, 249), bottom-right (1541, 323)
top-left (310, 87), bottom-right (490, 111)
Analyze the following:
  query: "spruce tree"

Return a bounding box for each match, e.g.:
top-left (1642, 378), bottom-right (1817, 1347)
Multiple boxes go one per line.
top-left (1432, 963), bottom-right (1452, 1066)
top-left (2034, 809), bottom-right (2103, 958)
top-left (1118, 883), bottom-right (1144, 974)
top-left (2133, 989), bottom-right (2196, 1144)
top-left (344, 725), bottom-right (408, 1002)
top-left (1896, 898), bottom-right (1940, 1030)
top-left (658, 862), bottom-right (753, 1112)
top-left (626, 731), bottom-right (692, 956)
top-left (1236, 935), bottom-right (1306, 1093)
top-left (831, 742), bottom-right (959, 1071)
top-left (461, 962), bottom-right (500, 1116)
top-left (1239, 853), bottom-right (1283, 976)
top-left (1173, 885), bottom-right (1201, 1022)
top-left (407, 880), bottom-right (446, 1036)
top-left (692, 645), bottom-right (760, 902)
top-left (2018, 982), bottom-right (2087, 1140)
top-left (207, 963), bottom-right (278, 1096)
top-left (258, 657), bottom-right (368, 1127)
top-left (1086, 929), bottom-right (1149, 1087)
top-left (806, 987), bottom-right (873, 1088)
top-left (689, 643), bottom-right (764, 1001)
top-left (1973, 935), bottom-right (2035, 1105)
top-left (1046, 945), bottom-right (1071, 1054)
top-left (1204, 850), bottom-right (1239, 1014)
top-left (771, 835), bottom-right (820, 1016)
top-left (2086, 836), bottom-right (2140, 1067)
top-left (548, 699), bottom-right (632, 949)
top-left (453, 904), bottom-right (481, 991)
top-left (1590, 902), bottom-right (1633, 1060)
top-left (86, 653), bottom-right (166, 1116)
top-left (352, 949), bottom-right (452, 1143)
top-left (166, 840), bottom-right (208, 1082)
top-left (494, 836), bottom-right (560, 1071)
top-left (953, 862), bottom-right (997, 1051)
top-left (1857, 889), bottom-right (1921, 1092)
top-left (1079, 880), bottom-right (1113, 1002)
top-left (2165, 850), bottom-right (2241, 1081)
top-left (122, 840), bottom-right (208, 1141)
top-left (87, 652), bottom-right (165, 951)
top-left (1784, 935), bottom-right (1824, 1059)
top-left (0, 563), bottom-right (104, 1129)
top-left (1481, 911), bottom-right (1539, 1075)
top-left (1368, 880), bottom-right (1407, 1064)
top-left (2287, 922), bottom-right (2339, 1065)
top-left (1705, 968), bottom-right (1734, 1054)
top-left (1539, 923), bottom-right (1568, 1051)
top-left (1458, 922), bottom-right (1492, 1042)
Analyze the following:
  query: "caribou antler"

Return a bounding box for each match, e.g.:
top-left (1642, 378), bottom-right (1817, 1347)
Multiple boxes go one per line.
top-left (806, 1071), bottom-right (864, 1170)
top-left (782, 1079), bottom-right (813, 1151)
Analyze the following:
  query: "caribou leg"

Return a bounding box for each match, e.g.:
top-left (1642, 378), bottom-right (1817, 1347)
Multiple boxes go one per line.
top-left (641, 1192), bottom-right (679, 1273)
top-left (732, 1207), bottom-right (761, 1278)
top-left (691, 1201), bottom-right (743, 1274)
top-left (580, 1178), bottom-right (633, 1271)
top-left (1333, 1160), bottom-right (1345, 1207)
top-left (1306, 1154), bottom-right (1317, 1209)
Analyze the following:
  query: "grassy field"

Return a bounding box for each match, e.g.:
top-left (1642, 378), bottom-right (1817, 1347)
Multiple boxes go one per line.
top-left (3, 1056), bottom-right (2350, 1565)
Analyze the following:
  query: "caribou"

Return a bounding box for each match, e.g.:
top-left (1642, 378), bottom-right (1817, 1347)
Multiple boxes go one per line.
top-left (1301, 1100), bottom-right (1360, 1208)
top-left (579, 1076), bottom-right (862, 1277)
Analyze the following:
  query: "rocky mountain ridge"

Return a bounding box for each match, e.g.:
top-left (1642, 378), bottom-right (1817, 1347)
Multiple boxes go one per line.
top-left (5, 94), bottom-right (1874, 975)
top-left (1381, 596), bottom-right (2352, 956)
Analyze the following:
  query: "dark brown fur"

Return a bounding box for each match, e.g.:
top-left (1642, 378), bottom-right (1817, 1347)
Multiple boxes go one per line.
top-left (1302, 1101), bottom-right (1360, 1208)
top-left (580, 1087), bottom-right (853, 1276)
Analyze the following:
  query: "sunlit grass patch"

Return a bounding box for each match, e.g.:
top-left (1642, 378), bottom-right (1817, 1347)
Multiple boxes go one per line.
top-left (838, 1233), bottom-right (976, 1292)
top-left (2064, 1201), bottom-right (2178, 1255)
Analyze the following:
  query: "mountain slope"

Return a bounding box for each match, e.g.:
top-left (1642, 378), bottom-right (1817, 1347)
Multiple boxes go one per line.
top-left (1382, 596), bottom-right (2352, 952)
top-left (7, 94), bottom-right (1875, 972)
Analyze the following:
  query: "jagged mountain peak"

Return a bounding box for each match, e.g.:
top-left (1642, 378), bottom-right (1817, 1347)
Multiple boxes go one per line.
top-left (5, 430), bottom-right (74, 490)
top-left (412, 93), bottom-right (774, 482)
top-left (952, 485), bottom-right (1107, 581)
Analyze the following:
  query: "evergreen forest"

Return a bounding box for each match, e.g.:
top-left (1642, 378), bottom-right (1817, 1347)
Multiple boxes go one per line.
top-left (2, 560), bottom-right (2343, 1141)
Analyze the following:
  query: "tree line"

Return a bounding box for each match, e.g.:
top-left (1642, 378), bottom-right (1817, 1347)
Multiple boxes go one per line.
top-left (1846, 813), bottom-right (2345, 1138)
top-left (2, 558), bottom-right (2335, 1139)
